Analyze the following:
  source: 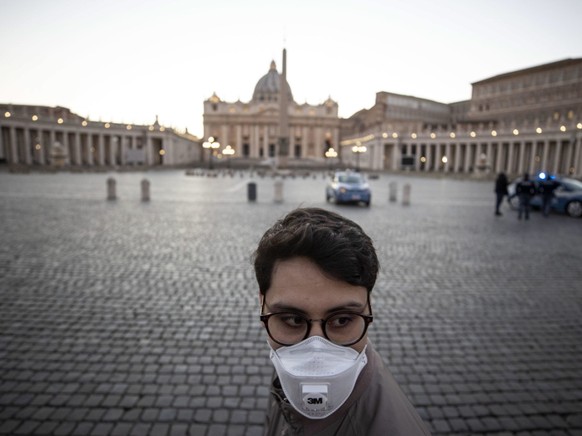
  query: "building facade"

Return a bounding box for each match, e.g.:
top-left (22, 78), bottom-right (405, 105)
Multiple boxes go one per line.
top-left (340, 58), bottom-right (582, 178)
top-left (0, 104), bottom-right (201, 168)
top-left (202, 58), bottom-right (341, 167)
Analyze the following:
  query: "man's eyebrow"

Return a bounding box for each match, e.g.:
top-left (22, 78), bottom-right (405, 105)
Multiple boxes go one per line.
top-left (266, 300), bottom-right (366, 315)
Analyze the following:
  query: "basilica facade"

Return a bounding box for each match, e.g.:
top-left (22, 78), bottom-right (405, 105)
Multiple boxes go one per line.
top-left (202, 57), bottom-right (340, 167)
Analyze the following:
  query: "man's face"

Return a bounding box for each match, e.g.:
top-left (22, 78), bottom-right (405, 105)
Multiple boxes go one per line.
top-left (261, 256), bottom-right (369, 353)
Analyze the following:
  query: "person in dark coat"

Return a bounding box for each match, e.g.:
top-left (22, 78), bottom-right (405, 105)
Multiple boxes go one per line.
top-left (254, 208), bottom-right (431, 436)
top-left (539, 175), bottom-right (559, 217)
top-left (516, 173), bottom-right (537, 220)
top-left (494, 172), bottom-right (509, 216)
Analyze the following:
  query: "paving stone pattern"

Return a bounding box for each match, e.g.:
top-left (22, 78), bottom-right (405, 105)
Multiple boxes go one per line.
top-left (0, 170), bottom-right (581, 436)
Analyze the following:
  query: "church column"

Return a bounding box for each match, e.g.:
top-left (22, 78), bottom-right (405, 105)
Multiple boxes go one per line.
top-left (253, 125), bottom-right (260, 158)
top-left (236, 125), bottom-right (242, 152)
top-left (264, 126), bottom-right (270, 157)
top-left (302, 126), bottom-right (308, 159)
top-left (315, 127), bottom-right (323, 160)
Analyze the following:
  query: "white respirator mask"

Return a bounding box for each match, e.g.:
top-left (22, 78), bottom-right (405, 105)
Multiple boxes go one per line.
top-left (269, 336), bottom-right (367, 419)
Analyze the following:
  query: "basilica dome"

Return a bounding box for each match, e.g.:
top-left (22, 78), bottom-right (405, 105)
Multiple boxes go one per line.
top-left (252, 60), bottom-right (294, 103)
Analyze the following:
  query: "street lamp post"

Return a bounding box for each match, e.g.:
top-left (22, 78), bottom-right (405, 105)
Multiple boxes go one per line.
top-left (223, 144), bottom-right (235, 169)
top-left (351, 144), bottom-right (367, 171)
top-left (324, 147), bottom-right (338, 171)
top-left (202, 137), bottom-right (220, 170)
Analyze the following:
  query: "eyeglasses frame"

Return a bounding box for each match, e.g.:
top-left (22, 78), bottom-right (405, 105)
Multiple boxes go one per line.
top-left (260, 293), bottom-right (373, 347)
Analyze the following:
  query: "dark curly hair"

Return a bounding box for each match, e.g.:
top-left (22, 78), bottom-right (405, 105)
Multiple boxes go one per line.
top-left (253, 207), bottom-right (379, 295)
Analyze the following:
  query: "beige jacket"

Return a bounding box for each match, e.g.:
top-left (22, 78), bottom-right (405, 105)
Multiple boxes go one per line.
top-left (263, 343), bottom-right (431, 436)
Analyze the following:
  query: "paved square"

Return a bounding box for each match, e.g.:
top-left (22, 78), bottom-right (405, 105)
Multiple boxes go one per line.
top-left (1, 170), bottom-right (581, 435)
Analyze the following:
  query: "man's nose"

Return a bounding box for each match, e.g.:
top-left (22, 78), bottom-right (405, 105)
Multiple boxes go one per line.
top-left (307, 320), bottom-right (325, 338)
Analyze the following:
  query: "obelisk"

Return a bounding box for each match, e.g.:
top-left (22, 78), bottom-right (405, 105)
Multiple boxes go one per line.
top-left (277, 48), bottom-right (289, 168)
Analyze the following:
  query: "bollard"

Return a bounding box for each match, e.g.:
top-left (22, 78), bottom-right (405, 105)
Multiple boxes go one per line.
top-left (402, 183), bottom-right (411, 206)
top-left (247, 182), bottom-right (257, 202)
top-left (389, 181), bottom-right (397, 202)
top-left (141, 178), bottom-right (150, 202)
top-left (274, 180), bottom-right (284, 203)
top-left (106, 177), bottom-right (116, 201)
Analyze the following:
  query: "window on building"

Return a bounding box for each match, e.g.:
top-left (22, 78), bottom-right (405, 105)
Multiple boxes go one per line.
top-left (243, 143), bottom-right (250, 157)
top-left (269, 143), bottom-right (275, 157)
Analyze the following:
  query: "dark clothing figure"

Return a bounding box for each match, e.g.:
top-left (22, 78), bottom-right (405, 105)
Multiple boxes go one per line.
top-left (516, 173), bottom-right (536, 220)
top-left (539, 178), bottom-right (559, 217)
top-left (494, 173), bottom-right (509, 216)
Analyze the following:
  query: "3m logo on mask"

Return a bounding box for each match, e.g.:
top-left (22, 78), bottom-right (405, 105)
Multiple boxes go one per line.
top-left (302, 384), bottom-right (328, 411)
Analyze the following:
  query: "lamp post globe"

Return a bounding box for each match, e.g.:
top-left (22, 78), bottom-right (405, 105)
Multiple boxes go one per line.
top-left (202, 137), bottom-right (220, 170)
top-left (351, 144), bottom-right (367, 171)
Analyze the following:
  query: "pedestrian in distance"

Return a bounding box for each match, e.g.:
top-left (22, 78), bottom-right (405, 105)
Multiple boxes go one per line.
top-left (539, 174), bottom-right (559, 217)
top-left (253, 207), bottom-right (431, 436)
top-left (494, 172), bottom-right (509, 216)
top-left (516, 173), bottom-right (536, 220)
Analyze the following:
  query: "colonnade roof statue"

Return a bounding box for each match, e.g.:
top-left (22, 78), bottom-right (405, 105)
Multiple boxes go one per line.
top-left (252, 60), bottom-right (294, 103)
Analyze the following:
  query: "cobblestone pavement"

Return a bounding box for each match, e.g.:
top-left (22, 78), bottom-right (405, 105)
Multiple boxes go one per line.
top-left (1, 169), bottom-right (581, 436)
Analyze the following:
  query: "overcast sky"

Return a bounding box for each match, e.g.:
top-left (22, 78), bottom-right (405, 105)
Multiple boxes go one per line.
top-left (1, 0), bottom-right (581, 137)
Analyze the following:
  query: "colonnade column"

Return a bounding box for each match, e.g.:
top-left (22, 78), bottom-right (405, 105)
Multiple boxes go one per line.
top-left (9, 127), bottom-right (18, 164)
top-left (529, 142), bottom-right (538, 174)
top-left (516, 141), bottom-right (525, 175)
top-left (541, 140), bottom-right (549, 173)
top-left (506, 142), bottom-right (515, 174)
top-left (467, 143), bottom-right (473, 172)
top-left (23, 128), bottom-right (32, 164)
top-left (494, 143), bottom-right (502, 173)
top-left (37, 130), bottom-right (45, 165)
top-left (97, 134), bottom-right (105, 165)
top-left (425, 143), bottom-right (432, 171)
top-left (573, 133), bottom-right (581, 177)
top-left (74, 132), bottom-right (81, 165)
top-left (553, 140), bottom-right (562, 174)
top-left (86, 133), bottom-right (93, 165)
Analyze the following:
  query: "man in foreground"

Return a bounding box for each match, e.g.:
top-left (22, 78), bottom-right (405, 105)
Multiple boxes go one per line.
top-left (253, 207), bottom-right (431, 435)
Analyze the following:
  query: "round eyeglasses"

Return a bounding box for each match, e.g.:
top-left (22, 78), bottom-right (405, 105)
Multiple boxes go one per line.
top-left (260, 299), bottom-right (373, 347)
